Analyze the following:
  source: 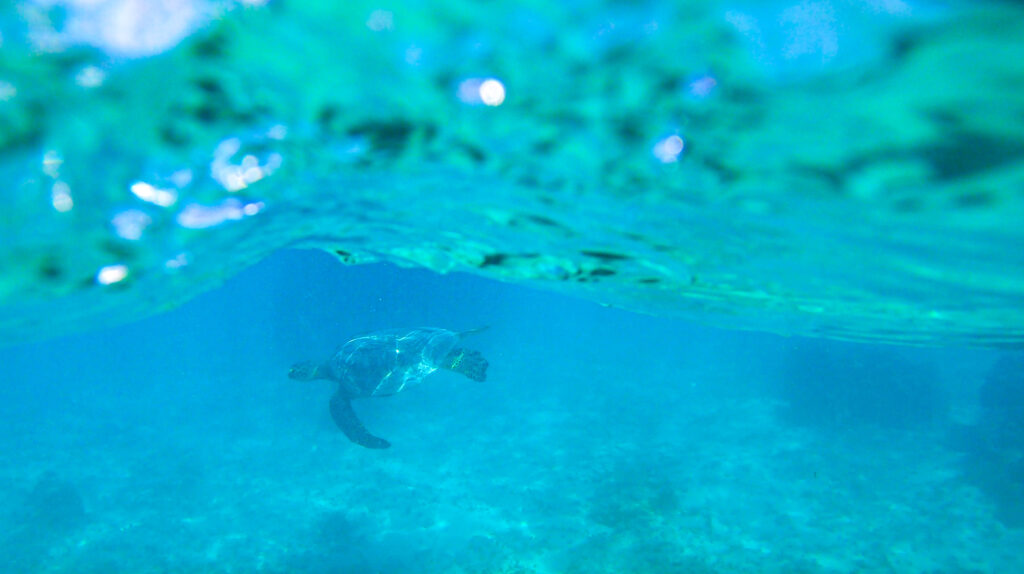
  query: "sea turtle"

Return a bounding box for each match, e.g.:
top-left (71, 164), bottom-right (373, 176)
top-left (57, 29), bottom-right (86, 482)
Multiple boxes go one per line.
top-left (289, 327), bottom-right (489, 449)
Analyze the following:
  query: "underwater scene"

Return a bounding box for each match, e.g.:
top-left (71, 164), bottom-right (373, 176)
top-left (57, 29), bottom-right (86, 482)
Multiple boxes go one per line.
top-left (2, 0), bottom-right (1024, 572)
top-left (3, 252), bottom-right (1024, 573)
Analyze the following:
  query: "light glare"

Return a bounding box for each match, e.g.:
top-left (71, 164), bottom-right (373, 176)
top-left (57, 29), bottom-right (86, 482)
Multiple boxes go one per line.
top-left (130, 181), bottom-right (178, 207)
top-left (51, 181), bottom-right (74, 212)
top-left (96, 264), bottom-right (129, 285)
top-left (652, 135), bottom-right (685, 163)
top-left (479, 79), bottom-right (506, 106)
top-left (112, 209), bottom-right (152, 240)
top-left (457, 77), bottom-right (506, 106)
top-left (211, 138), bottom-right (280, 192)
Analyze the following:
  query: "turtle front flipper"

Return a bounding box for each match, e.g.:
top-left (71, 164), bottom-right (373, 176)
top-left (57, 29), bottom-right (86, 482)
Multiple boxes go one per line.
top-left (443, 348), bottom-right (488, 382)
top-left (329, 391), bottom-right (391, 449)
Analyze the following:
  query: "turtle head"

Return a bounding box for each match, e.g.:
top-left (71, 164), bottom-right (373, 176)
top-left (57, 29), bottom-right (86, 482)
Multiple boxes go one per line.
top-left (444, 348), bottom-right (488, 382)
top-left (289, 360), bottom-right (324, 381)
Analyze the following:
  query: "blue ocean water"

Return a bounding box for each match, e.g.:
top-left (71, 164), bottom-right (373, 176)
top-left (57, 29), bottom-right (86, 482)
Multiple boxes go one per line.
top-left (1, 248), bottom-right (1021, 572)
top-left (3, 1), bottom-right (1024, 570)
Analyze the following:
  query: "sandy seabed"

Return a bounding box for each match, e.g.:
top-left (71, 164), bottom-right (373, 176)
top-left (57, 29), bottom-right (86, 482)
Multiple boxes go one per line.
top-left (1, 367), bottom-right (1019, 574)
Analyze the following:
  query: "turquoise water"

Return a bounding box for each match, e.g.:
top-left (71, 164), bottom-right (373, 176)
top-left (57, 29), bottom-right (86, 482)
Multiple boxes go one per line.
top-left (3, 0), bottom-right (1024, 572)
top-left (2, 0), bottom-right (1023, 345)
top-left (1, 249), bottom-right (1022, 572)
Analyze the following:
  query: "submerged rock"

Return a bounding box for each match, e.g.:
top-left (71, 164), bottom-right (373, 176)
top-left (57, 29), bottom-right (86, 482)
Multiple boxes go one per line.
top-left (950, 353), bottom-right (1024, 527)
top-left (24, 472), bottom-right (87, 532)
top-left (1, 1), bottom-right (1023, 347)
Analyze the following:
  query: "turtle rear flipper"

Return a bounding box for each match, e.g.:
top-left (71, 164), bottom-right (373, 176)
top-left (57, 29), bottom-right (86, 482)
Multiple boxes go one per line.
top-left (329, 392), bottom-right (391, 449)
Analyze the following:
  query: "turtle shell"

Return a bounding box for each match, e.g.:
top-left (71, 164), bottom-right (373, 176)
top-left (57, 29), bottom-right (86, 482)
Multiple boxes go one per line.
top-left (328, 328), bottom-right (460, 397)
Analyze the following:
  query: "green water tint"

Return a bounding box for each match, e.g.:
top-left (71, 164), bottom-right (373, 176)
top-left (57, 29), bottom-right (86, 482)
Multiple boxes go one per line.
top-left (1, 1), bottom-right (1022, 347)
